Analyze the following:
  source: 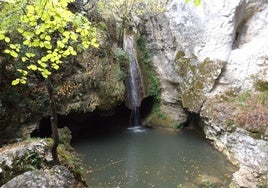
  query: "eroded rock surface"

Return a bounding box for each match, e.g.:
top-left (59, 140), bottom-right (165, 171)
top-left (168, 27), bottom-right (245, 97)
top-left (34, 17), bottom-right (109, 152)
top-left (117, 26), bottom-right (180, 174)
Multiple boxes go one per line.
top-left (201, 113), bottom-right (268, 186)
top-left (144, 0), bottom-right (268, 104)
top-left (1, 165), bottom-right (75, 188)
top-left (0, 138), bottom-right (80, 187)
top-left (143, 0), bottom-right (268, 186)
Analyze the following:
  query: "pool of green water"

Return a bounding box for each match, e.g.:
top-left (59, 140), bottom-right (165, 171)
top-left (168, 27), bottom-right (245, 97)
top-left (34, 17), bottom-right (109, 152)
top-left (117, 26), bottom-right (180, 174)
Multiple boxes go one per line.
top-left (71, 125), bottom-right (236, 187)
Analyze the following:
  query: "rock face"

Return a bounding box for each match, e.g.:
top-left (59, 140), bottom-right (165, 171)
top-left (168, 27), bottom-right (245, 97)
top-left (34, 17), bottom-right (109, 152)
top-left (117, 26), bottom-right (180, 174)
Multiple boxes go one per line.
top-left (144, 0), bottom-right (268, 106)
top-left (1, 166), bottom-right (75, 188)
top-left (143, 0), bottom-right (268, 186)
top-left (0, 140), bottom-right (51, 181)
top-left (201, 113), bottom-right (268, 186)
top-left (0, 139), bottom-right (80, 187)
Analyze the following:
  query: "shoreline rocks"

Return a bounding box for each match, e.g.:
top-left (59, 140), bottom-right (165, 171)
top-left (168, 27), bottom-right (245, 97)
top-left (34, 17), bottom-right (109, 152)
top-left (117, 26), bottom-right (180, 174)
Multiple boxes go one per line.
top-left (0, 138), bottom-right (82, 187)
top-left (142, 0), bottom-right (268, 187)
top-left (1, 165), bottom-right (76, 188)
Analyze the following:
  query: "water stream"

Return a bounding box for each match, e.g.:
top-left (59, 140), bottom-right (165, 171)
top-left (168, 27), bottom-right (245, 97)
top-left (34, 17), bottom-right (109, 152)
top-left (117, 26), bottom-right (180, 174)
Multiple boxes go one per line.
top-left (72, 125), bottom-right (236, 187)
top-left (71, 35), bottom-right (236, 187)
top-left (124, 34), bottom-right (145, 126)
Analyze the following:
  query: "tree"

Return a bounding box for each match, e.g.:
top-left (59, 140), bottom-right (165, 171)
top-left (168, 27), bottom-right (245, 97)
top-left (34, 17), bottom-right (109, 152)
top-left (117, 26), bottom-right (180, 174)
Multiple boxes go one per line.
top-left (0, 0), bottom-right (98, 164)
top-left (97, 0), bottom-right (167, 46)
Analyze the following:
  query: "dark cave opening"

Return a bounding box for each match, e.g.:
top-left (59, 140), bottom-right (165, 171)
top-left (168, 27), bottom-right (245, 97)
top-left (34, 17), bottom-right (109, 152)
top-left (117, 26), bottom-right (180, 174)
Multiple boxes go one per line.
top-left (31, 96), bottom-right (155, 140)
top-left (181, 112), bottom-right (205, 136)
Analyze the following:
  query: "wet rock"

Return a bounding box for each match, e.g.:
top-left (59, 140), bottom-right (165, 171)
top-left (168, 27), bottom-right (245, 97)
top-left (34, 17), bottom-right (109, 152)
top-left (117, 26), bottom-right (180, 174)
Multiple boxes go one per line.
top-left (142, 13), bottom-right (188, 124)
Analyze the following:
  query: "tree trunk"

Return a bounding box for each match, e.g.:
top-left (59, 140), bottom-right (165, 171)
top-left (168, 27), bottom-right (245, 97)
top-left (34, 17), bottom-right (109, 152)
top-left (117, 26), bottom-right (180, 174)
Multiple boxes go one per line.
top-left (46, 79), bottom-right (59, 164)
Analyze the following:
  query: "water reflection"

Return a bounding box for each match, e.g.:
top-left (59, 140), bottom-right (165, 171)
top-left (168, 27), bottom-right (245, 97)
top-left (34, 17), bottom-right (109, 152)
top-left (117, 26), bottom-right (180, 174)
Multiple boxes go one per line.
top-left (72, 127), bottom-right (236, 187)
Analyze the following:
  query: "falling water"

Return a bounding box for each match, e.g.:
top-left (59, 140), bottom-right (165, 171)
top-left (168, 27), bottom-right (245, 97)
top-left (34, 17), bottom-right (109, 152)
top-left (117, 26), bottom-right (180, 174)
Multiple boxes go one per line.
top-left (123, 34), bottom-right (145, 126)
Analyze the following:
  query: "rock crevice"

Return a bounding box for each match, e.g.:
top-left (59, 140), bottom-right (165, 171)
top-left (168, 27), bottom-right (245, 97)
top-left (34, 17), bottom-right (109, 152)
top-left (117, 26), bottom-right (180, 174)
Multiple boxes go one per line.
top-left (142, 0), bottom-right (268, 186)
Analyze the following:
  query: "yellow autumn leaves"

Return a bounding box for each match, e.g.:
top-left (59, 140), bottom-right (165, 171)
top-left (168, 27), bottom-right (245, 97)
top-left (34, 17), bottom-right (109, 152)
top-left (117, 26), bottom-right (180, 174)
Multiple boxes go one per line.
top-left (185, 0), bottom-right (201, 6)
top-left (0, 0), bottom-right (99, 85)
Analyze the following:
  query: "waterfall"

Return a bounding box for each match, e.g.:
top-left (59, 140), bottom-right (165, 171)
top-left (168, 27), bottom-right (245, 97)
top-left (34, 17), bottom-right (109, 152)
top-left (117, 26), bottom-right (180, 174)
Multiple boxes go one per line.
top-left (123, 34), bottom-right (145, 126)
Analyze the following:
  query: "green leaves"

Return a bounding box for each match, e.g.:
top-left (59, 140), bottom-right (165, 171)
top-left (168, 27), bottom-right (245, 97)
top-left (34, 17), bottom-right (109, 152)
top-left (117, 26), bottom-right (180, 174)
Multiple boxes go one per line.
top-left (26, 52), bottom-right (35, 58)
top-left (26, 5), bottom-right (35, 14)
top-left (57, 41), bottom-right (65, 48)
top-left (1, 0), bottom-right (99, 85)
top-left (11, 79), bottom-right (20, 86)
top-left (185, 0), bottom-right (201, 6)
top-left (97, 0), bottom-right (167, 25)
top-left (11, 78), bottom-right (27, 85)
top-left (17, 28), bottom-right (24, 33)
top-left (27, 64), bottom-right (38, 71)
top-left (0, 33), bottom-right (5, 40)
top-left (4, 49), bottom-right (18, 58)
top-left (22, 31), bottom-right (34, 39)
top-left (52, 63), bottom-right (60, 70)
top-left (4, 37), bottom-right (10, 43)
top-left (194, 0), bottom-right (201, 6)
top-left (10, 51), bottom-right (18, 58)
top-left (0, 31), bottom-right (9, 42)
top-left (44, 41), bottom-right (52, 49)
top-left (45, 35), bottom-right (51, 41)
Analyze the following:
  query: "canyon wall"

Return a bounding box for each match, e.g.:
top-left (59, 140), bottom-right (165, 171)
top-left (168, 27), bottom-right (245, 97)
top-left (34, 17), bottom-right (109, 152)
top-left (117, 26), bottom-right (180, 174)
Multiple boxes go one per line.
top-left (143, 0), bottom-right (268, 186)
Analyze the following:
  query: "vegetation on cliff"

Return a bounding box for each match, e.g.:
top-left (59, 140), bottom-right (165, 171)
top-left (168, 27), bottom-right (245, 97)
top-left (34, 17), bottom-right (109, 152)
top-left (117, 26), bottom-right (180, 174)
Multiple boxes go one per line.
top-left (97, 0), bottom-right (167, 46)
top-left (136, 35), bottom-right (161, 101)
top-left (202, 88), bottom-right (268, 138)
top-left (136, 35), bottom-right (184, 128)
top-left (0, 0), bottom-right (126, 146)
top-left (0, 0), bottom-right (99, 163)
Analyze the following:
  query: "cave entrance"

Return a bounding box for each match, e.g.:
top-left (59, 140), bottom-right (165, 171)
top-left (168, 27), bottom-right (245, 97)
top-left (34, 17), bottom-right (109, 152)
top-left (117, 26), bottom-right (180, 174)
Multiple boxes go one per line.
top-left (181, 112), bottom-right (205, 136)
top-left (31, 96), bottom-right (154, 140)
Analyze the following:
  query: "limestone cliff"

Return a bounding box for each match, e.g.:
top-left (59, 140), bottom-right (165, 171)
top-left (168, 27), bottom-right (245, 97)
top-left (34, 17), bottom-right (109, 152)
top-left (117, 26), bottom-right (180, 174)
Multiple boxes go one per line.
top-left (142, 0), bottom-right (268, 186)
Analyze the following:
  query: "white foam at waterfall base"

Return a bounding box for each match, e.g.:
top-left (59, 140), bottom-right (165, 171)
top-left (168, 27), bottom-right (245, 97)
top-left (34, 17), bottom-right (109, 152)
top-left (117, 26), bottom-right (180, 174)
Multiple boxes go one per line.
top-left (127, 126), bottom-right (146, 133)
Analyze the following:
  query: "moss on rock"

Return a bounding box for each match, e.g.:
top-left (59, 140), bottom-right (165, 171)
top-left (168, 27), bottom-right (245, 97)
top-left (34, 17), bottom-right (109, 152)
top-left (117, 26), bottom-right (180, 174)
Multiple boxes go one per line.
top-left (0, 136), bottom-right (86, 187)
top-left (175, 51), bottom-right (226, 112)
top-left (136, 35), bottom-right (161, 102)
top-left (144, 104), bottom-right (184, 129)
top-left (97, 63), bottom-right (126, 110)
top-left (135, 36), bottom-right (184, 128)
top-left (254, 79), bottom-right (268, 92)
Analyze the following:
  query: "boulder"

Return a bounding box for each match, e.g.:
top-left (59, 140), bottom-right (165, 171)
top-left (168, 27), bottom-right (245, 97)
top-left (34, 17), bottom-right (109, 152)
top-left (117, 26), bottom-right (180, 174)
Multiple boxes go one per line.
top-left (0, 139), bottom-right (81, 187)
top-left (1, 165), bottom-right (76, 188)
